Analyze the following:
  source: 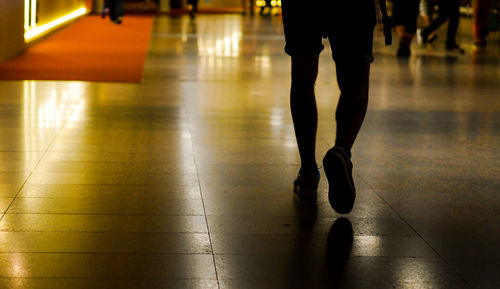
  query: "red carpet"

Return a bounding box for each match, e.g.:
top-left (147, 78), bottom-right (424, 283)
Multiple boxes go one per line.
top-left (0, 15), bottom-right (153, 83)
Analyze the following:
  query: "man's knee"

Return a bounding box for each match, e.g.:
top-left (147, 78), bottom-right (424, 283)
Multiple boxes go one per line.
top-left (291, 55), bottom-right (319, 85)
top-left (336, 62), bottom-right (370, 96)
top-left (340, 81), bottom-right (369, 107)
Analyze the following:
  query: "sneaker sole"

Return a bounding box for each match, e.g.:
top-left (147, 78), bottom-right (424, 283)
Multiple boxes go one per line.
top-left (323, 150), bottom-right (355, 214)
top-left (293, 184), bottom-right (318, 199)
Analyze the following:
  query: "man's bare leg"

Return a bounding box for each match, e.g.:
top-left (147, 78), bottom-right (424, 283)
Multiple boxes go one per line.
top-left (323, 60), bottom-right (370, 214)
top-left (290, 54), bottom-right (321, 198)
top-left (290, 55), bottom-right (320, 171)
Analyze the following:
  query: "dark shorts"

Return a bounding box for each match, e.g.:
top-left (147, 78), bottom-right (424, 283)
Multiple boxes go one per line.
top-left (392, 0), bottom-right (420, 34)
top-left (282, 0), bottom-right (377, 63)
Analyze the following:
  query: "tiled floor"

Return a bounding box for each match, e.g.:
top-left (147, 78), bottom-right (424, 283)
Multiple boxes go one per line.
top-left (0, 14), bottom-right (499, 289)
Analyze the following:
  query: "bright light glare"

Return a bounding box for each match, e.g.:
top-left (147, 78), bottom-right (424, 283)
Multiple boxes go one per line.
top-left (24, 0), bottom-right (30, 29)
top-left (30, 0), bottom-right (37, 27)
top-left (25, 7), bottom-right (87, 41)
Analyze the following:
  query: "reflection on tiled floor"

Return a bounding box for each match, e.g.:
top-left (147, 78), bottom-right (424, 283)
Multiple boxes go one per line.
top-left (1, 14), bottom-right (499, 289)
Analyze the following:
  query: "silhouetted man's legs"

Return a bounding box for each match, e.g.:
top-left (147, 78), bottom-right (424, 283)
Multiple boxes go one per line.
top-left (283, 0), bottom-right (376, 212)
top-left (291, 58), bottom-right (370, 163)
top-left (289, 57), bottom-right (371, 211)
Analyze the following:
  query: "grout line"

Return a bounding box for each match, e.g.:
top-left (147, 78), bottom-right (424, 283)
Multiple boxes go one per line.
top-left (0, 252), bottom-right (213, 255)
top-left (0, 276), bottom-right (219, 281)
top-left (185, 109), bottom-right (221, 289)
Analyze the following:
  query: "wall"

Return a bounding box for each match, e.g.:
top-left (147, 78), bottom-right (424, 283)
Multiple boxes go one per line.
top-left (0, 0), bottom-right (87, 63)
top-left (0, 0), bottom-right (25, 62)
top-left (37, 0), bottom-right (86, 26)
top-left (94, 0), bottom-right (242, 12)
top-left (198, 0), bottom-right (242, 9)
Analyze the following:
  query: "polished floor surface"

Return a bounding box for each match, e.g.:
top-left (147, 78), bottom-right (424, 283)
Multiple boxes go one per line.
top-left (0, 14), bottom-right (499, 289)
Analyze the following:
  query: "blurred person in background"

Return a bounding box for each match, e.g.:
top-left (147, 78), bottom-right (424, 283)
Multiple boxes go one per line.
top-left (419, 0), bottom-right (438, 42)
top-left (108, 0), bottom-right (124, 24)
top-left (242, 0), bottom-right (255, 15)
top-left (392, 0), bottom-right (420, 57)
top-left (420, 0), bottom-right (465, 53)
top-left (472, 0), bottom-right (494, 51)
top-left (188, 0), bottom-right (199, 18)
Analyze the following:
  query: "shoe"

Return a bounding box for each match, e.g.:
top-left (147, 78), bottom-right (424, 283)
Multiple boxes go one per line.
top-left (419, 30), bottom-right (437, 46)
top-left (445, 43), bottom-right (465, 54)
top-left (416, 29), bottom-right (422, 44)
top-left (420, 29), bottom-right (428, 44)
top-left (111, 17), bottom-right (122, 24)
top-left (397, 46), bottom-right (411, 58)
top-left (323, 146), bottom-right (355, 214)
top-left (427, 34), bottom-right (437, 44)
top-left (472, 44), bottom-right (486, 54)
top-left (473, 40), bottom-right (487, 54)
top-left (473, 40), bottom-right (487, 47)
top-left (101, 7), bottom-right (109, 19)
top-left (293, 167), bottom-right (320, 199)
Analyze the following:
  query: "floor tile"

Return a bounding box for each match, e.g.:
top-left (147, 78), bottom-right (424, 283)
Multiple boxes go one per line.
top-left (18, 184), bottom-right (202, 199)
top-left (0, 278), bottom-right (218, 289)
top-left (204, 197), bottom-right (398, 218)
top-left (0, 232), bottom-right (211, 254)
top-left (0, 253), bottom-right (216, 279)
top-left (0, 185), bottom-right (19, 198)
top-left (7, 197), bottom-right (204, 215)
top-left (26, 172), bottom-right (199, 186)
top-left (0, 172), bottom-right (30, 186)
top-left (215, 255), bottom-right (469, 288)
top-left (211, 233), bottom-right (437, 258)
top-left (35, 160), bottom-right (198, 174)
top-left (0, 214), bottom-right (208, 233)
top-left (207, 216), bottom-right (418, 236)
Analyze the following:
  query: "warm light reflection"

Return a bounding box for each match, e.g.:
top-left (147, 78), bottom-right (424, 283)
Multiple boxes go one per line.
top-left (270, 108), bottom-right (283, 126)
top-left (284, 139), bottom-right (297, 148)
top-left (356, 236), bottom-right (382, 256)
top-left (22, 81), bottom-right (86, 157)
top-left (197, 19), bottom-right (241, 58)
top-left (254, 55), bottom-right (272, 78)
top-left (11, 254), bottom-right (27, 277)
top-left (23, 81), bottom-right (86, 130)
top-left (395, 260), bottom-right (434, 287)
top-left (181, 16), bottom-right (280, 112)
top-left (67, 99), bottom-right (86, 123)
top-left (24, 7), bottom-right (87, 41)
top-left (194, 16), bottom-right (244, 82)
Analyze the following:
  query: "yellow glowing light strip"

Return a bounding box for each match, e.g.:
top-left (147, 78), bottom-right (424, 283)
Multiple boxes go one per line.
top-left (30, 0), bottom-right (37, 27)
top-left (24, 0), bottom-right (30, 30)
top-left (25, 7), bottom-right (87, 41)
